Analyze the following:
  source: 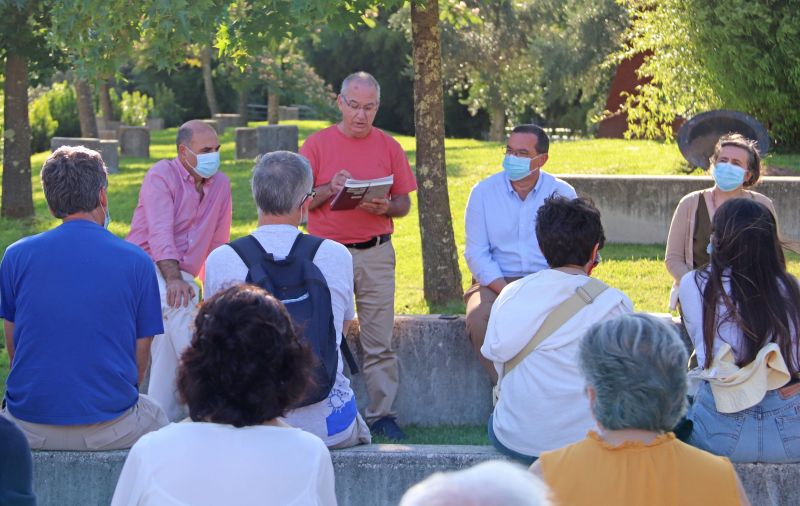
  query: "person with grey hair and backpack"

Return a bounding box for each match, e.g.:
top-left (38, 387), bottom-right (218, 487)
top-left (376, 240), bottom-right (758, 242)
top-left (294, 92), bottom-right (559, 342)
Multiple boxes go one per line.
top-left (532, 314), bottom-right (750, 506)
top-left (203, 150), bottom-right (370, 449)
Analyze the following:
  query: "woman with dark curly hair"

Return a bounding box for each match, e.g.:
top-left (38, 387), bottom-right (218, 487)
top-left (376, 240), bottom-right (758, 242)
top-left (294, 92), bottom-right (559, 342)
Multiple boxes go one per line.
top-left (111, 284), bottom-right (337, 506)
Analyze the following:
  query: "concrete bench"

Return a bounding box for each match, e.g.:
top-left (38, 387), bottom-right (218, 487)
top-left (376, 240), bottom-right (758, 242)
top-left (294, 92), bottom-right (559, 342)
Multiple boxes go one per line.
top-left (559, 175), bottom-right (800, 243)
top-left (31, 446), bottom-right (800, 506)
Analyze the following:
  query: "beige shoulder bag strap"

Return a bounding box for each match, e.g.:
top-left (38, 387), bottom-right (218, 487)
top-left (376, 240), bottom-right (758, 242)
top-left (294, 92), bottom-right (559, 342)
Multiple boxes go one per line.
top-left (493, 278), bottom-right (609, 406)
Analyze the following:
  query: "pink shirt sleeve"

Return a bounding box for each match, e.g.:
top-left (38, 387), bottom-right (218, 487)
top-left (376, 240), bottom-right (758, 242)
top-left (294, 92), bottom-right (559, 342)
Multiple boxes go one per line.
top-left (209, 179), bottom-right (233, 253)
top-left (299, 138), bottom-right (321, 184)
top-left (140, 171), bottom-right (180, 263)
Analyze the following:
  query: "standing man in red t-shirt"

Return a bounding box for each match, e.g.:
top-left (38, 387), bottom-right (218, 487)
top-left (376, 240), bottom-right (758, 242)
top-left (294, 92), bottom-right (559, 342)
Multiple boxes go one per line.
top-left (300, 71), bottom-right (417, 440)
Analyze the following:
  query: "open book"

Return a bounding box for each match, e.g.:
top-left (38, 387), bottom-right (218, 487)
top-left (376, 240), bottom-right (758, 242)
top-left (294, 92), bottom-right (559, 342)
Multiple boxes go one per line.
top-left (329, 175), bottom-right (394, 211)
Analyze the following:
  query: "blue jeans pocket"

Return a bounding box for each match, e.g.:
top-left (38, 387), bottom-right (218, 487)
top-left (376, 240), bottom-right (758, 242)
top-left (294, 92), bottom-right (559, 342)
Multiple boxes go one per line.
top-left (688, 395), bottom-right (745, 457)
top-left (775, 413), bottom-right (800, 461)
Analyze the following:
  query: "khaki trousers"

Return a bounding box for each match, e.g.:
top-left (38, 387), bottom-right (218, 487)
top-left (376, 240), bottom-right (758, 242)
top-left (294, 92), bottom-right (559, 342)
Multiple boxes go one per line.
top-left (349, 241), bottom-right (398, 424)
top-left (2, 394), bottom-right (167, 451)
top-left (148, 269), bottom-right (198, 422)
top-left (464, 278), bottom-right (522, 385)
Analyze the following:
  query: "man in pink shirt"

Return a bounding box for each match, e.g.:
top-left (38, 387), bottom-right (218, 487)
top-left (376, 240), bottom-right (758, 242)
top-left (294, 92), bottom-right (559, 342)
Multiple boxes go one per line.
top-left (300, 71), bottom-right (417, 440)
top-left (127, 120), bottom-right (232, 421)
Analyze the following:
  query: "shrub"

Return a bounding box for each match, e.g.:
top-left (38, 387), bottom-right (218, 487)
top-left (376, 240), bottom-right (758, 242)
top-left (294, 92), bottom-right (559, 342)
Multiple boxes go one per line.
top-left (47, 82), bottom-right (80, 138)
top-left (152, 83), bottom-right (184, 127)
top-left (120, 90), bottom-right (154, 126)
top-left (29, 95), bottom-right (58, 153)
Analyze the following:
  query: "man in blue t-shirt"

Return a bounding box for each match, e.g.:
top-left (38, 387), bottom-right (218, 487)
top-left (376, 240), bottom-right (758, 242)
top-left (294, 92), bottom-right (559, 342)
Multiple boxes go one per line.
top-left (0, 146), bottom-right (167, 450)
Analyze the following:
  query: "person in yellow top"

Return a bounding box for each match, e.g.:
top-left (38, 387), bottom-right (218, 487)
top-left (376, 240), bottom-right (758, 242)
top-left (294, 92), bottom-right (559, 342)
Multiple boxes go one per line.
top-left (664, 133), bottom-right (775, 309)
top-left (531, 313), bottom-right (750, 506)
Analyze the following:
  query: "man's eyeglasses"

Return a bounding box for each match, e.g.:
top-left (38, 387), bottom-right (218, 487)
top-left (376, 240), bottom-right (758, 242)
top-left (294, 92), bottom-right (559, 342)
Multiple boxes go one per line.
top-left (299, 190), bottom-right (316, 207)
top-left (341, 94), bottom-right (378, 114)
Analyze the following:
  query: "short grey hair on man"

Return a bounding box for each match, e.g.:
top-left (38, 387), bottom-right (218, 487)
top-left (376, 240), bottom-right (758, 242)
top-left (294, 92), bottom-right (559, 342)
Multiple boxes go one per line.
top-left (399, 461), bottom-right (551, 506)
top-left (176, 124), bottom-right (193, 151)
top-left (579, 313), bottom-right (688, 432)
top-left (40, 146), bottom-right (108, 219)
top-left (341, 71), bottom-right (381, 103)
top-left (251, 151), bottom-right (313, 215)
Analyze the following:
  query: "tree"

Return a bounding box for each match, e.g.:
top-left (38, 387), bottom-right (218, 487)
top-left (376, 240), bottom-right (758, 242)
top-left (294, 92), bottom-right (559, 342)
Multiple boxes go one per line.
top-left (0, 0), bottom-right (59, 218)
top-left (200, 46), bottom-right (221, 117)
top-left (411, 0), bottom-right (463, 304)
top-left (616, 0), bottom-right (800, 148)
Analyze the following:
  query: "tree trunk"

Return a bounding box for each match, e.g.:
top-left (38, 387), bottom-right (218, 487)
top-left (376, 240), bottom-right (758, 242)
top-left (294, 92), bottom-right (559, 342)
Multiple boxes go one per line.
top-left (99, 78), bottom-right (113, 121)
top-left (75, 79), bottom-right (98, 137)
top-left (267, 89), bottom-right (279, 125)
top-left (2, 52), bottom-right (34, 218)
top-left (488, 103), bottom-right (505, 142)
top-left (411, 0), bottom-right (463, 306)
top-left (238, 89), bottom-right (248, 122)
top-left (201, 46), bottom-right (219, 116)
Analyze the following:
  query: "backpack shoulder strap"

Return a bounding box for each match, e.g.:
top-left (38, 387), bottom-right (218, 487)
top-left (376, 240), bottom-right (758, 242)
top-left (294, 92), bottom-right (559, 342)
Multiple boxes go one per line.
top-left (288, 233), bottom-right (325, 262)
top-left (503, 277), bottom-right (609, 376)
top-left (228, 235), bottom-right (271, 270)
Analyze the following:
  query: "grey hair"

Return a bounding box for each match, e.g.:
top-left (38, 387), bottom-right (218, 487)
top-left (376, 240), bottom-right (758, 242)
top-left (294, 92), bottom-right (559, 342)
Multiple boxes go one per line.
top-left (399, 461), bottom-right (551, 506)
top-left (579, 313), bottom-right (688, 432)
top-left (176, 124), bottom-right (193, 151)
top-left (251, 151), bottom-right (313, 215)
top-left (341, 71), bottom-right (381, 102)
top-left (40, 146), bottom-right (108, 219)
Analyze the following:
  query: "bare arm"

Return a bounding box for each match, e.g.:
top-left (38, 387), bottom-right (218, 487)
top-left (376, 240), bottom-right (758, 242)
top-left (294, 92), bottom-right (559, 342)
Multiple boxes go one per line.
top-left (4, 320), bottom-right (14, 365)
top-left (136, 337), bottom-right (152, 386)
top-left (157, 259), bottom-right (195, 308)
top-left (310, 170), bottom-right (351, 210)
top-left (343, 319), bottom-right (353, 336)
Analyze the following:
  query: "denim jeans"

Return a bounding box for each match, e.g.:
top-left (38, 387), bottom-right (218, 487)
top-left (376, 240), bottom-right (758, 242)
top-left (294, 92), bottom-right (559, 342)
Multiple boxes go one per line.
top-left (688, 381), bottom-right (800, 463)
top-left (487, 414), bottom-right (538, 466)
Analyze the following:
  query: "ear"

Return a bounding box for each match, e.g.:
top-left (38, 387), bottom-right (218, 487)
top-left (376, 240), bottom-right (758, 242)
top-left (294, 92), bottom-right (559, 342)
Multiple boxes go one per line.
top-left (537, 153), bottom-right (549, 169)
top-left (99, 186), bottom-right (108, 208)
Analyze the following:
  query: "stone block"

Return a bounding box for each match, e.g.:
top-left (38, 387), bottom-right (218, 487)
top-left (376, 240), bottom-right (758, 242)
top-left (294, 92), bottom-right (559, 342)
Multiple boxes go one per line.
top-left (200, 119), bottom-right (222, 135)
top-left (145, 118), bottom-right (164, 131)
top-left (346, 315), bottom-right (493, 427)
top-left (256, 125), bottom-right (299, 154)
top-left (213, 113), bottom-right (246, 130)
top-left (100, 140), bottom-right (119, 174)
top-left (235, 127), bottom-right (259, 160)
top-left (118, 126), bottom-right (150, 158)
top-left (279, 106), bottom-right (300, 121)
top-left (50, 137), bottom-right (101, 153)
top-left (99, 130), bottom-right (117, 140)
top-left (30, 446), bottom-right (800, 506)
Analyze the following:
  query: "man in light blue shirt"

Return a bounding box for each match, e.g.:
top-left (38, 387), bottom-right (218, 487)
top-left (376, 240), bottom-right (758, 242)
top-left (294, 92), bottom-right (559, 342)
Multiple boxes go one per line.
top-left (464, 124), bottom-right (576, 383)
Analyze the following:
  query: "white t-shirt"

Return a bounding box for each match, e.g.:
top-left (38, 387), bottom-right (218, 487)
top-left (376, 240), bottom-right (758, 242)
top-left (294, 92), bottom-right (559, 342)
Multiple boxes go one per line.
top-left (679, 269), bottom-right (800, 368)
top-left (204, 225), bottom-right (358, 446)
top-left (111, 422), bottom-right (337, 506)
top-left (482, 269), bottom-right (633, 456)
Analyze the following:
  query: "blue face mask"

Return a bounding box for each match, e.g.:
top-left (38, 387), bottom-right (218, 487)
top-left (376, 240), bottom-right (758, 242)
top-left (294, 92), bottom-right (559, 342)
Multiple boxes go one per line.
top-left (712, 162), bottom-right (746, 192)
top-left (502, 154), bottom-right (541, 182)
top-left (186, 147), bottom-right (221, 178)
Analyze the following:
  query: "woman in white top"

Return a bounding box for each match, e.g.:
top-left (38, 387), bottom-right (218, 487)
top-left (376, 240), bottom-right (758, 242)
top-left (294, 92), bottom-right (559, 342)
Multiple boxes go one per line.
top-left (680, 198), bottom-right (800, 462)
top-left (111, 284), bottom-right (337, 506)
